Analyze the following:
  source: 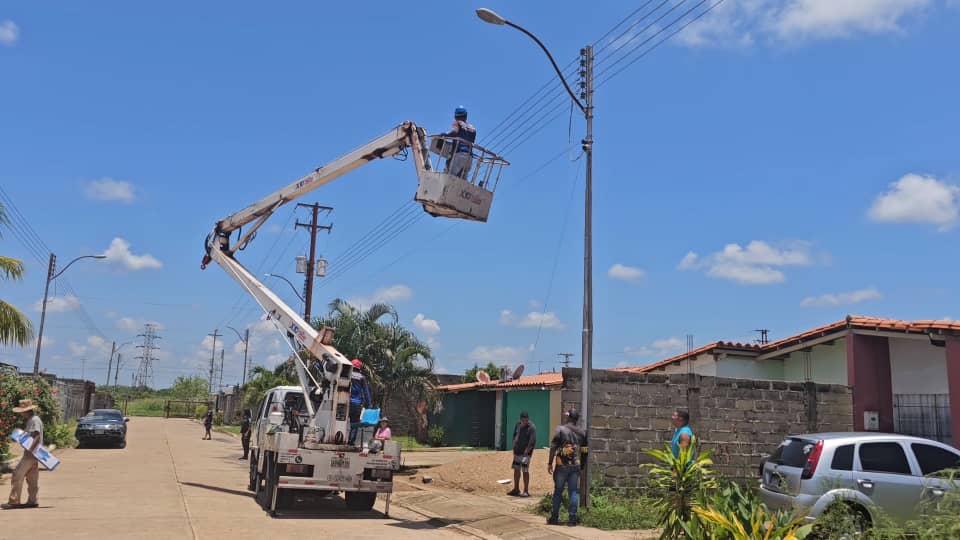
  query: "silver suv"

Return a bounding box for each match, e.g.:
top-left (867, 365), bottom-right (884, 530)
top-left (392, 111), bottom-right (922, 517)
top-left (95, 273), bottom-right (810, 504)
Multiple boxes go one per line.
top-left (759, 433), bottom-right (960, 524)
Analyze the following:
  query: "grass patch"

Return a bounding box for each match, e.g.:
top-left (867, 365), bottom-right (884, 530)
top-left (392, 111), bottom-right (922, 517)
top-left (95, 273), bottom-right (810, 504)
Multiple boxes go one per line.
top-left (533, 487), bottom-right (659, 530)
top-left (216, 425), bottom-right (241, 436)
top-left (394, 435), bottom-right (430, 450)
top-left (125, 398), bottom-right (167, 417)
top-left (46, 420), bottom-right (78, 449)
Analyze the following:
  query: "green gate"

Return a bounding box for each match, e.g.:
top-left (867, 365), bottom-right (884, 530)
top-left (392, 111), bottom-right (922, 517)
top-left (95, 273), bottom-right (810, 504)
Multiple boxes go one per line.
top-left (500, 390), bottom-right (551, 451)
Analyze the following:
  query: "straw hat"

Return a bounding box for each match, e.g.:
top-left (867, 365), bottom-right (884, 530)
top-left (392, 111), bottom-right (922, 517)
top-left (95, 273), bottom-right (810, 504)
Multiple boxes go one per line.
top-left (12, 399), bottom-right (39, 413)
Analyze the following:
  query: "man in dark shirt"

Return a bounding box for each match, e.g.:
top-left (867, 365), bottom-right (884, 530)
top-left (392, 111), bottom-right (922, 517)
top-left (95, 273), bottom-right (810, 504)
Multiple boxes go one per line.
top-left (443, 106), bottom-right (477, 179)
top-left (507, 411), bottom-right (536, 497)
top-left (239, 409), bottom-right (252, 460)
top-left (547, 409), bottom-right (588, 526)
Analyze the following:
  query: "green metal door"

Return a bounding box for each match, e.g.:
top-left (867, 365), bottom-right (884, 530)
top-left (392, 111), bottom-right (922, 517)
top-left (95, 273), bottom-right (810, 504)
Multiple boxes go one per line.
top-left (501, 390), bottom-right (551, 451)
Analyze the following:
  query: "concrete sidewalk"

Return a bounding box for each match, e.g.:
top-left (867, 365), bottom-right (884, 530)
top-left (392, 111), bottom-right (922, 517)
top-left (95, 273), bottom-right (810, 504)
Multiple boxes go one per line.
top-left (393, 487), bottom-right (657, 540)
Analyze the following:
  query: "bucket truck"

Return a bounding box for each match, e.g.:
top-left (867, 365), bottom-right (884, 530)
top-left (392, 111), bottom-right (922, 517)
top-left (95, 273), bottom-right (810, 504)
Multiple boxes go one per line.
top-left (201, 121), bottom-right (508, 515)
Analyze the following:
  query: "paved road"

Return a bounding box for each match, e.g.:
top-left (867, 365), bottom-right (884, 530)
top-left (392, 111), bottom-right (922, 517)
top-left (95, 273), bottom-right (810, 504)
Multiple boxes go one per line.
top-left (0, 417), bottom-right (464, 539)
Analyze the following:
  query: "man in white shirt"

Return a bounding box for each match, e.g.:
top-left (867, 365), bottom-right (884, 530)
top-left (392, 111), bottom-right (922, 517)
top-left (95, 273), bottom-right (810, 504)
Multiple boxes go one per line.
top-left (3, 398), bottom-right (43, 509)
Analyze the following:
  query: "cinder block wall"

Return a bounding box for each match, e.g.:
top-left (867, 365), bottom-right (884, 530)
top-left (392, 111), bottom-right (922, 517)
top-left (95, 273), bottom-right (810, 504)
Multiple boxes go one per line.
top-left (561, 368), bottom-right (853, 489)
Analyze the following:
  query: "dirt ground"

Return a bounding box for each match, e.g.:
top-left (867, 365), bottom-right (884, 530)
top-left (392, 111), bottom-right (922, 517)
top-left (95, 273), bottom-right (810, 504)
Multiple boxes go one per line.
top-left (415, 450), bottom-right (555, 497)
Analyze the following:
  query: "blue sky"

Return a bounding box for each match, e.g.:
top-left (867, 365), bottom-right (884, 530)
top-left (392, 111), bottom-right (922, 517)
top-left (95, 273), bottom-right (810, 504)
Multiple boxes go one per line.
top-left (2, 1), bottom-right (959, 387)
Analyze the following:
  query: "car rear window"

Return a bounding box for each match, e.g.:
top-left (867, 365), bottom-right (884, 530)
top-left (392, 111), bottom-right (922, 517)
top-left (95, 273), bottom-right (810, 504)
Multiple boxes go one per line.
top-left (831, 444), bottom-right (854, 471)
top-left (769, 438), bottom-right (816, 467)
top-left (912, 443), bottom-right (960, 476)
top-left (859, 442), bottom-right (912, 475)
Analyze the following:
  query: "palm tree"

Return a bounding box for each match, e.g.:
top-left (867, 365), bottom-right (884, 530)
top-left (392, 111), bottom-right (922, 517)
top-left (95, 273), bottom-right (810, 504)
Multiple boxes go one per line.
top-left (0, 203), bottom-right (33, 347)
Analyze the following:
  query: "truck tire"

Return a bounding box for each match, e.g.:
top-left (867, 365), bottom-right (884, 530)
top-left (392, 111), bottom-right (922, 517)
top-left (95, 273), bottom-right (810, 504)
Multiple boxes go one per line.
top-left (345, 491), bottom-right (377, 511)
top-left (266, 452), bottom-right (280, 516)
top-left (247, 450), bottom-right (259, 492)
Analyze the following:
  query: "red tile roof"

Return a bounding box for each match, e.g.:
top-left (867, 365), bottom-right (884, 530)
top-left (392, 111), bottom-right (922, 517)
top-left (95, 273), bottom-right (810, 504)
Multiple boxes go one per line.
top-left (437, 372), bottom-right (564, 392)
top-left (619, 315), bottom-right (960, 373)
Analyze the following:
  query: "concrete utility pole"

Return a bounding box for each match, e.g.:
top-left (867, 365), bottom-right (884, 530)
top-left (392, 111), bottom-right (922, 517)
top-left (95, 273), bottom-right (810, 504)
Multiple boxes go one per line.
top-left (295, 202), bottom-right (332, 324)
top-left (219, 348), bottom-right (225, 393)
top-left (207, 329), bottom-right (221, 394)
top-left (32, 252), bottom-right (106, 376)
top-left (226, 326), bottom-right (250, 386)
top-left (106, 341), bottom-right (116, 387)
top-left (476, 7), bottom-right (595, 507)
top-left (114, 353), bottom-right (123, 386)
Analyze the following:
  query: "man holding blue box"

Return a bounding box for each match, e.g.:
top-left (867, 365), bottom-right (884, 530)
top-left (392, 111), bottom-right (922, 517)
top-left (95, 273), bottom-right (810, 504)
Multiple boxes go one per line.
top-left (3, 399), bottom-right (43, 510)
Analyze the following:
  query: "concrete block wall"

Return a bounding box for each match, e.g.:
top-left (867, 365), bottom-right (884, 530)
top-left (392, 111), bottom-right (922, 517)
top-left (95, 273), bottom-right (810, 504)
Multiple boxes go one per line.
top-left (561, 368), bottom-right (853, 489)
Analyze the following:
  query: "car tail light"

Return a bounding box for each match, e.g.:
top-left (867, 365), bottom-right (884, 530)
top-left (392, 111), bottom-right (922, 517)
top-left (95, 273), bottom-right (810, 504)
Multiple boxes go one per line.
top-left (801, 440), bottom-right (824, 480)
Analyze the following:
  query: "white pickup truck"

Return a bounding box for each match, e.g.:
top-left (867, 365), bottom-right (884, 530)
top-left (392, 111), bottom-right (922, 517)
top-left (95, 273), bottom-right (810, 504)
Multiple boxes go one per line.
top-left (247, 385), bottom-right (401, 516)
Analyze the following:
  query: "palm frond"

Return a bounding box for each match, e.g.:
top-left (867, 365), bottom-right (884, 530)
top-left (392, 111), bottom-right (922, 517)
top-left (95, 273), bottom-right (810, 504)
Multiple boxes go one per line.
top-left (0, 256), bottom-right (25, 281)
top-left (0, 300), bottom-right (34, 347)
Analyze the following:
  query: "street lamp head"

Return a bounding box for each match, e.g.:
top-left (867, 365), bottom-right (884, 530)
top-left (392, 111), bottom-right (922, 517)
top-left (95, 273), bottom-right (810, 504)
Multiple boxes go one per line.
top-left (93, 255), bottom-right (107, 259)
top-left (476, 8), bottom-right (506, 25)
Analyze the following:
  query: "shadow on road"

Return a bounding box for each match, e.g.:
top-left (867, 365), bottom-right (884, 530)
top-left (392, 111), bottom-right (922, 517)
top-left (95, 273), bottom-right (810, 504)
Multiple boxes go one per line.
top-left (180, 481), bottom-right (252, 498)
top-left (387, 517), bottom-right (464, 530)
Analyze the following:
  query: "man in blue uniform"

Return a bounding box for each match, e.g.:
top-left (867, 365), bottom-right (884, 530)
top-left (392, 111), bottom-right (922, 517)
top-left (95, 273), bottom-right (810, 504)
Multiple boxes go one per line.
top-left (444, 106), bottom-right (477, 179)
top-left (349, 358), bottom-right (372, 445)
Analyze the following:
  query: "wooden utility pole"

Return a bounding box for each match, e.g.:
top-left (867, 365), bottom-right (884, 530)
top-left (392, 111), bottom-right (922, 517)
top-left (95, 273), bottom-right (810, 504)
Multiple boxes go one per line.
top-left (295, 203), bottom-right (332, 323)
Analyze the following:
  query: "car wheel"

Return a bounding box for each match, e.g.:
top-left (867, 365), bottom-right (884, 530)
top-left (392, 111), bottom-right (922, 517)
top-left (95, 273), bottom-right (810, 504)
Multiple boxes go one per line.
top-left (118, 440), bottom-right (127, 449)
top-left (76, 440), bottom-right (84, 449)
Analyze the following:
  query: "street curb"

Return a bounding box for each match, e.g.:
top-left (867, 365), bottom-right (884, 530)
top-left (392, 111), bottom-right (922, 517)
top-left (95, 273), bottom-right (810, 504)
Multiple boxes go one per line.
top-left (391, 500), bottom-right (501, 540)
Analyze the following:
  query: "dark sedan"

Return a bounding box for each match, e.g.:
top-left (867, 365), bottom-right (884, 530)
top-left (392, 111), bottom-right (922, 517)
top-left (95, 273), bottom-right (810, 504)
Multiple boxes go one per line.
top-left (76, 414), bottom-right (128, 448)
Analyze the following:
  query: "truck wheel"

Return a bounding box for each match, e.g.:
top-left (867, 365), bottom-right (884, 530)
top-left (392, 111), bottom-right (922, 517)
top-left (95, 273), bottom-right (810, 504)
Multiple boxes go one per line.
top-left (247, 452), bottom-right (259, 492)
top-left (345, 491), bottom-right (377, 511)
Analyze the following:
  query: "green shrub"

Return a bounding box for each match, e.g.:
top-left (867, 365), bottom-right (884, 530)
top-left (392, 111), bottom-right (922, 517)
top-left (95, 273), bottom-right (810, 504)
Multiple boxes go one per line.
top-left (533, 484), bottom-right (659, 530)
top-left (642, 443), bottom-right (717, 539)
top-left (427, 425), bottom-right (444, 447)
top-left (125, 397), bottom-right (166, 417)
top-left (45, 420), bottom-right (77, 449)
top-left (0, 371), bottom-right (61, 457)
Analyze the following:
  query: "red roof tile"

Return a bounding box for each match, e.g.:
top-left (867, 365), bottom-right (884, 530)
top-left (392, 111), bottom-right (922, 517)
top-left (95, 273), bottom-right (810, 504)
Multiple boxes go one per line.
top-left (437, 372), bottom-right (563, 392)
top-left (619, 316), bottom-right (960, 373)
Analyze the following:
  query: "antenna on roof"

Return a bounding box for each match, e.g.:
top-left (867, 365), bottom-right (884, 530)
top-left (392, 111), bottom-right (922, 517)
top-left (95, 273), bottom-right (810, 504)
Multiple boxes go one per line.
top-left (686, 334), bottom-right (695, 375)
top-left (557, 353), bottom-right (574, 370)
top-left (754, 329), bottom-right (770, 345)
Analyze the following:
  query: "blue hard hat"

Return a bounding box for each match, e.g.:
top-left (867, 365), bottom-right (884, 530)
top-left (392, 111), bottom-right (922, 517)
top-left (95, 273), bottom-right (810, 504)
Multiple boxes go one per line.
top-left (454, 106), bottom-right (468, 116)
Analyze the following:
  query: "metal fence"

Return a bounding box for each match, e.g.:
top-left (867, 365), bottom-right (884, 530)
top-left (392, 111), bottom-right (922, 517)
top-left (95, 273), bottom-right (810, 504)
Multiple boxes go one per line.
top-left (893, 393), bottom-right (952, 444)
top-left (165, 400), bottom-right (213, 419)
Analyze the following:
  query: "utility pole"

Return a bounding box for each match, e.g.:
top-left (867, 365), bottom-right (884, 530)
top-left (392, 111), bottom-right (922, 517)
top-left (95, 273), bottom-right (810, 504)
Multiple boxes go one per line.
top-left (557, 352), bottom-right (574, 370)
top-left (114, 353), bottom-right (123, 386)
top-left (207, 329), bottom-right (221, 395)
top-left (295, 203), bottom-right (333, 323)
top-left (578, 43), bottom-right (595, 508)
top-left (32, 254), bottom-right (55, 377)
top-left (242, 328), bottom-right (249, 386)
top-left (219, 348), bottom-right (225, 392)
top-left (106, 340), bottom-right (116, 387)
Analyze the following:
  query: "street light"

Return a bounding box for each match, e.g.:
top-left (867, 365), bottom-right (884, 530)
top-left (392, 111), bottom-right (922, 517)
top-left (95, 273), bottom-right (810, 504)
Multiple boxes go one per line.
top-left (226, 325), bottom-right (251, 386)
top-left (264, 273), bottom-right (306, 304)
top-left (477, 7), bottom-right (595, 507)
top-left (34, 253), bottom-right (108, 376)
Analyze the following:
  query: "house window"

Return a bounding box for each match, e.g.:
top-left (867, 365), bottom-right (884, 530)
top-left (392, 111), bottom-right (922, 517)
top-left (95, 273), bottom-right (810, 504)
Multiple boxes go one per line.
top-left (893, 394), bottom-right (952, 445)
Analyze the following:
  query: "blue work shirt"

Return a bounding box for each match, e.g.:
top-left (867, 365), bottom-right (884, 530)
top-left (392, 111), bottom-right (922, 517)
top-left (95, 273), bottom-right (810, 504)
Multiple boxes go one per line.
top-left (350, 371), bottom-right (372, 408)
top-left (671, 425), bottom-right (694, 458)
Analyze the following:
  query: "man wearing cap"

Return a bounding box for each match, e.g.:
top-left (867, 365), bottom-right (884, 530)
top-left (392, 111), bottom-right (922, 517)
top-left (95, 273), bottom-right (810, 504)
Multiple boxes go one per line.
top-left (444, 106), bottom-right (477, 179)
top-left (348, 359), bottom-right (372, 445)
top-left (547, 409), bottom-right (588, 526)
top-left (3, 399), bottom-right (44, 509)
top-left (507, 411), bottom-right (536, 497)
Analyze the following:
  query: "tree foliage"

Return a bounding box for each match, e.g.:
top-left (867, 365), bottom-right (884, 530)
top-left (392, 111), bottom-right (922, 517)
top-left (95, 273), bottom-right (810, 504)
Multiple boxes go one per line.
top-left (463, 362), bottom-right (500, 383)
top-left (0, 203), bottom-right (33, 347)
top-left (0, 370), bottom-right (60, 458)
top-left (169, 375), bottom-right (209, 401)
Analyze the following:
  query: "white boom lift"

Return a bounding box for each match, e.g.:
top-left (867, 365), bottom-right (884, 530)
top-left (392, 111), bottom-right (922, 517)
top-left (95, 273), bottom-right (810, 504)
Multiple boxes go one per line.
top-left (201, 121), bottom-right (507, 515)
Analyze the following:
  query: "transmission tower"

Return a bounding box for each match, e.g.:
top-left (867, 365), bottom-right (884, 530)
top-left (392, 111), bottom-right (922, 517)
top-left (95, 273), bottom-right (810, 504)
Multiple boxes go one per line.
top-left (135, 323), bottom-right (161, 389)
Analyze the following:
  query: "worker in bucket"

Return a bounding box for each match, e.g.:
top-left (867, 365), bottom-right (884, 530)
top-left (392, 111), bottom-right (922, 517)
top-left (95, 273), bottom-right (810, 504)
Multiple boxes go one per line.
top-left (348, 359), bottom-right (372, 445)
top-left (444, 106), bottom-right (476, 179)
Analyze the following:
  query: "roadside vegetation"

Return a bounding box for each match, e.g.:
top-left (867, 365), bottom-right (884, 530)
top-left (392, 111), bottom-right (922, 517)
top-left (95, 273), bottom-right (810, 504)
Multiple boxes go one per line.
top-left (531, 444), bottom-right (960, 539)
top-left (0, 370), bottom-right (67, 458)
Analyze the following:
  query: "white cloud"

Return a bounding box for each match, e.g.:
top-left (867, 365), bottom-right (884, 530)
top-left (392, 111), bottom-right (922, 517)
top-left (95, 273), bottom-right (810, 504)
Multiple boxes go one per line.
top-left (528, 299), bottom-right (543, 309)
top-left (0, 20), bottom-right (19, 46)
top-left (624, 336), bottom-right (685, 356)
top-left (677, 0), bottom-right (932, 46)
top-left (678, 240), bottom-right (815, 285)
top-left (413, 313), bottom-right (440, 335)
top-left (102, 237), bottom-right (163, 270)
top-left (608, 263), bottom-right (645, 283)
top-left (84, 178), bottom-right (136, 203)
top-left (348, 284), bottom-right (413, 307)
top-left (116, 316), bottom-right (165, 332)
top-left (800, 288), bottom-right (882, 308)
top-left (469, 345), bottom-right (526, 364)
top-left (34, 294), bottom-right (81, 313)
top-left (773, 0), bottom-right (931, 40)
top-left (66, 335), bottom-right (111, 357)
top-left (499, 309), bottom-right (564, 329)
top-left (868, 173), bottom-right (960, 231)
